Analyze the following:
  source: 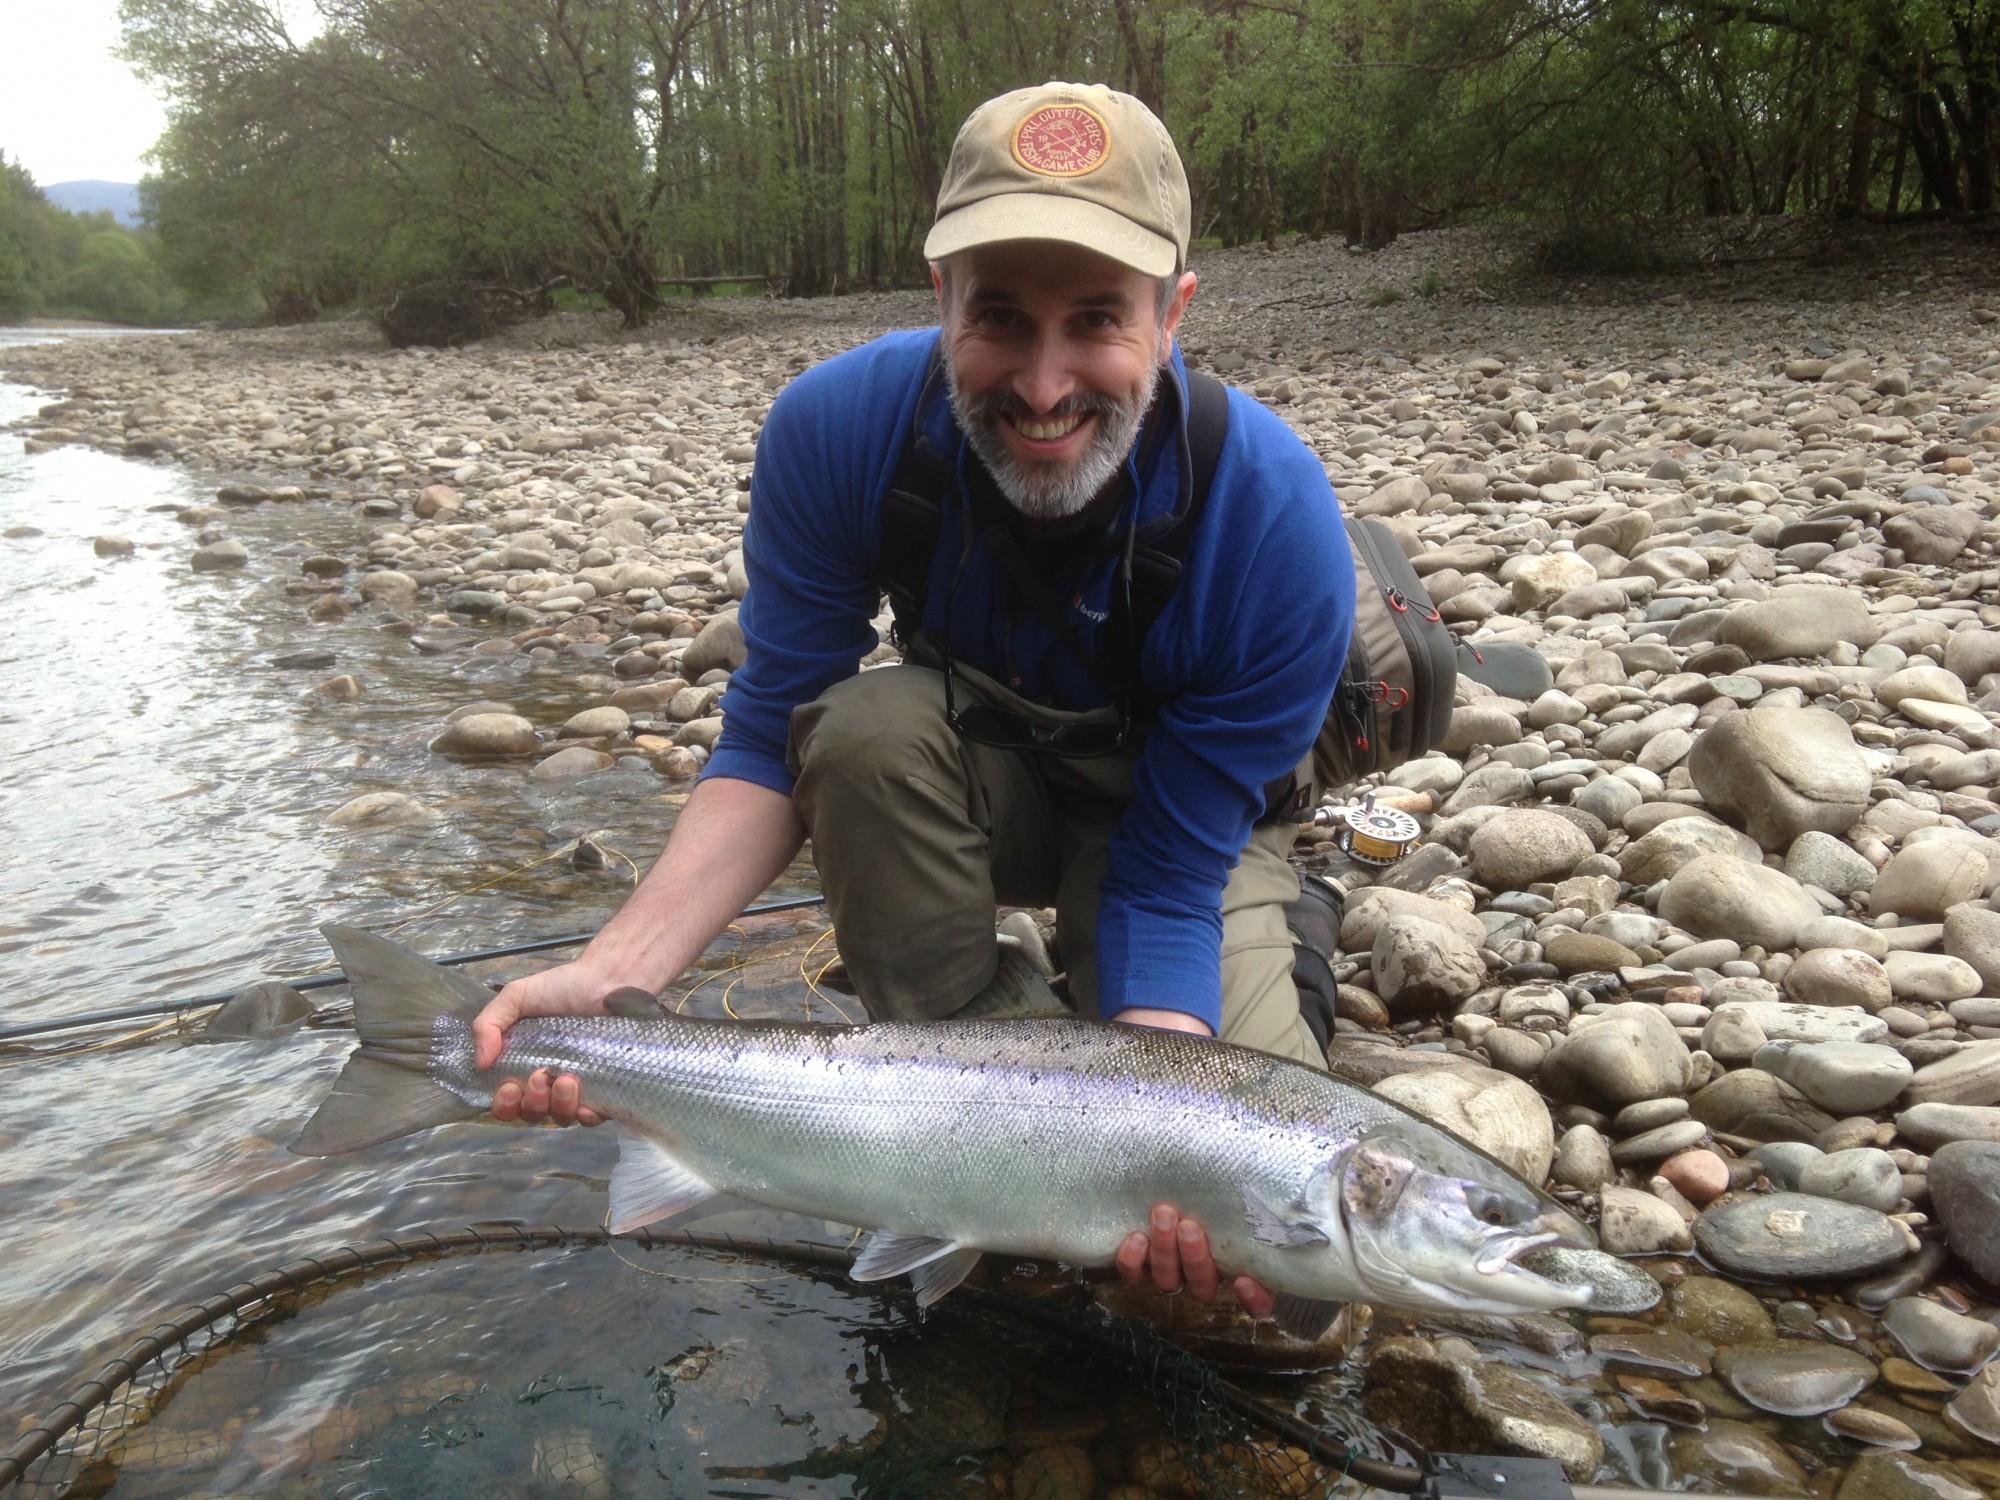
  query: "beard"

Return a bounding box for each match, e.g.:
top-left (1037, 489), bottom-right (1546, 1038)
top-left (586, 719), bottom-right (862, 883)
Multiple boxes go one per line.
top-left (945, 357), bottom-right (1161, 521)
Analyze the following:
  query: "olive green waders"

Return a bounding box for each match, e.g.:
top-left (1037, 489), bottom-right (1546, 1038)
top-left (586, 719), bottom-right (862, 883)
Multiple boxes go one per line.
top-left (786, 658), bottom-right (1325, 1067)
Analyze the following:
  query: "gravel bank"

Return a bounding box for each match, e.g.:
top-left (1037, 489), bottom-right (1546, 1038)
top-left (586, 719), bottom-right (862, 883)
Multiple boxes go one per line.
top-left (6, 223), bottom-right (2000, 1492)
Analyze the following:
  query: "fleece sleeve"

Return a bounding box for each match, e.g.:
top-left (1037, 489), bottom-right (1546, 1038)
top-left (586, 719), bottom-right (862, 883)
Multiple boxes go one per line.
top-left (1090, 398), bottom-right (1355, 1030)
top-left (699, 337), bottom-right (929, 793)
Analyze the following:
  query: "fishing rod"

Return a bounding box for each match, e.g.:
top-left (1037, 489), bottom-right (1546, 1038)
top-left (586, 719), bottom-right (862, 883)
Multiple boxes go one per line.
top-left (0, 893), bottom-right (829, 1045)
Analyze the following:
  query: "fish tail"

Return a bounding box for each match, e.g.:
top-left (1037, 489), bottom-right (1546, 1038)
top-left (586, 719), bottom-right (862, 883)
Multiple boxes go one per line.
top-left (289, 924), bottom-right (489, 1156)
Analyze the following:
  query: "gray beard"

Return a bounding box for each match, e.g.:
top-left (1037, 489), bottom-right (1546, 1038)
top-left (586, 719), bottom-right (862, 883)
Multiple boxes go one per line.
top-left (945, 360), bottom-right (1160, 521)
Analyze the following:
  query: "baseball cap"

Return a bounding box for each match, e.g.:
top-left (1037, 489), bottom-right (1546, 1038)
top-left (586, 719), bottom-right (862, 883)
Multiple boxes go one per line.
top-left (924, 83), bottom-right (1191, 278)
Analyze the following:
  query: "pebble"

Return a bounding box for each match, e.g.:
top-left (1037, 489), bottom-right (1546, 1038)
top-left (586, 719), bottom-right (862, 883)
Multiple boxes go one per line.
top-left (1796, 1148), bottom-right (1905, 1212)
top-left (430, 712), bottom-right (539, 756)
top-left (1598, 1183), bottom-right (1694, 1255)
top-left (1946, 1363), bottom-right (2000, 1445)
top-left (1540, 1003), bottom-right (1693, 1107)
top-left (1784, 948), bottom-right (1895, 1013)
top-left (1872, 842), bottom-right (1993, 921)
top-left (1903, 1039), bottom-right (2000, 1107)
top-left (1836, 1451), bottom-right (1986, 1500)
top-left (190, 538), bottom-right (248, 571)
top-left (1658, 1148), bottom-right (1731, 1204)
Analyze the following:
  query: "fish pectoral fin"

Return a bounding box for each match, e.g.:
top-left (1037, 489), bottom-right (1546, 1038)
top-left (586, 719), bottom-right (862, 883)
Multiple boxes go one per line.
top-left (607, 1129), bottom-right (716, 1234)
top-left (908, 1248), bottom-right (983, 1308)
top-left (849, 1230), bottom-right (965, 1283)
top-left (1241, 1186), bottom-right (1332, 1249)
top-left (1269, 1293), bottom-right (1344, 1343)
top-left (601, 986), bottom-right (663, 1020)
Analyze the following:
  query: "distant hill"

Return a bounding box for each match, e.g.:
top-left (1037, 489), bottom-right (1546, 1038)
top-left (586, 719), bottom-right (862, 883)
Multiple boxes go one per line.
top-left (42, 181), bottom-right (143, 227)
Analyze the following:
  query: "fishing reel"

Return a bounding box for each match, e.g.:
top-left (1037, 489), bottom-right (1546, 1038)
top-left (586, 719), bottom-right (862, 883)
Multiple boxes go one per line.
top-left (1308, 791), bottom-right (1422, 867)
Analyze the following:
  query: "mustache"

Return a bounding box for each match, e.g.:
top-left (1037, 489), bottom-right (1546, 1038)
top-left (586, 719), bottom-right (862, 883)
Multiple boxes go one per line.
top-left (961, 388), bottom-right (1124, 427)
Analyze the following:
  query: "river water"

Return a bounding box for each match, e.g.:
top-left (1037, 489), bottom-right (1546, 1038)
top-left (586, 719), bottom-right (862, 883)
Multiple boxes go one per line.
top-left (1, 335), bottom-right (1366, 1500)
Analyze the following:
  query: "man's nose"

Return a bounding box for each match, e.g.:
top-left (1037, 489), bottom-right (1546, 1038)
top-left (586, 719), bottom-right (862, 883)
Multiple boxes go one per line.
top-left (1012, 334), bottom-right (1079, 414)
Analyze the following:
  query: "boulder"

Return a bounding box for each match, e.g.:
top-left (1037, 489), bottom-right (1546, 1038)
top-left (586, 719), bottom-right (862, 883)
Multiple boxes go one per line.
top-left (1539, 1003), bottom-right (1692, 1108)
top-left (1687, 707), bottom-right (1872, 850)
top-left (680, 612), bottom-right (746, 676)
top-left (430, 712), bottom-right (538, 756)
top-left (1372, 915), bottom-right (1487, 1013)
top-left (1468, 809), bottom-right (1594, 888)
top-left (1871, 842), bottom-right (1991, 921)
top-left (1658, 855), bottom-right (1821, 950)
top-left (1716, 587), bottom-right (1872, 661)
top-left (1373, 1065), bottom-right (1555, 1182)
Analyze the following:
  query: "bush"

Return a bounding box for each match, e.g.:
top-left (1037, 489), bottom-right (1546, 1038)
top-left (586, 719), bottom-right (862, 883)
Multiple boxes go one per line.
top-left (374, 279), bottom-right (537, 347)
top-left (1525, 222), bottom-right (1673, 276)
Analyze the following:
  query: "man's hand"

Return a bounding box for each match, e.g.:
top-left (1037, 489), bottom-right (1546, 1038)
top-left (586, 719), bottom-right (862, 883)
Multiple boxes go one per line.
top-left (1115, 1203), bottom-right (1276, 1318)
top-left (476, 959), bottom-right (631, 1128)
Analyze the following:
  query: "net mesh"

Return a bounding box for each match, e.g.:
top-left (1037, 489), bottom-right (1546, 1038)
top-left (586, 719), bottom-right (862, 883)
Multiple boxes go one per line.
top-left (5, 1234), bottom-right (1393, 1500)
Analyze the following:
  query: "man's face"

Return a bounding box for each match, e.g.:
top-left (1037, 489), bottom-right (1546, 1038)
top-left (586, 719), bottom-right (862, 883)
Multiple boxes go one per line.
top-left (937, 241), bottom-right (1196, 520)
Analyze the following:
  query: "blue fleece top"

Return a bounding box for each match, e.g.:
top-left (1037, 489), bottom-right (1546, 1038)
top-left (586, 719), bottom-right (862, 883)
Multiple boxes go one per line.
top-left (703, 329), bottom-right (1355, 1031)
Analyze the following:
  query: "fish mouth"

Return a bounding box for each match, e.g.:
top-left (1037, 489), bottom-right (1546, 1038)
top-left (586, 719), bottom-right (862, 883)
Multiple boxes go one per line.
top-left (1467, 1214), bottom-right (1596, 1308)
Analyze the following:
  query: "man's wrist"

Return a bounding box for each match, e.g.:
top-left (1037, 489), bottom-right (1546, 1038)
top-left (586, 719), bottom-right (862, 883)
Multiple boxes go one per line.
top-left (1108, 1007), bottom-right (1214, 1038)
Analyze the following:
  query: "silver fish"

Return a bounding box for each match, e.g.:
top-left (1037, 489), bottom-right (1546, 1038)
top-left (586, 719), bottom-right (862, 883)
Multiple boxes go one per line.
top-left (295, 926), bottom-right (1593, 1337)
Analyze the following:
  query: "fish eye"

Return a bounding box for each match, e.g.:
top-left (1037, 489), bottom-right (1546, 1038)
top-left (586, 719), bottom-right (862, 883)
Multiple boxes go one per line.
top-left (1468, 1188), bottom-right (1512, 1227)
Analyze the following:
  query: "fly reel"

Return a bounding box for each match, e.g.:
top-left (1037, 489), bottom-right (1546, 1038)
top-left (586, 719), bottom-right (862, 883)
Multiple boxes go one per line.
top-left (1312, 792), bottom-right (1422, 866)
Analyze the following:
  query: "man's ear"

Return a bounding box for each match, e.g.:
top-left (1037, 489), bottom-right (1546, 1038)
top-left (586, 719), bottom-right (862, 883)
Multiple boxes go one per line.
top-left (930, 262), bottom-right (947, 318)
top-left (1160, 270), bottom-right (1198, 357)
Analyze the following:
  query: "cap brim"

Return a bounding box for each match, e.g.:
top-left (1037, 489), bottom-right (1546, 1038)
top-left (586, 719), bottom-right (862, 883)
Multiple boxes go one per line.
top-left (924, 192), bottom-right (1178, 278)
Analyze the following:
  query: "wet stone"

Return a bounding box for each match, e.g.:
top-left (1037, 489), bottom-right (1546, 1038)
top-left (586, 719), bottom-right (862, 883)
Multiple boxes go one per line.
top-left (1824, 1406), bottom-right (1923, 1451)
top-left (1717, 1339), bottom-right (1878, 1416)
top-left (1882, 1297), bottom-right (2000, 1376)
top-left (1521, 1246), bottom-right (1661, 1314)
top-left (1668, 1275), bottom-right (1778, 1345)
top-left (1835, 1450), bottom-right (1988, 1500)
top-left (1926, 1140), bottom-right (2000, 1286)
top-left (1693, 1192), bottom-right (1910, 1281)
top-left (1590, 1328), bottom-right (1713, 1379)
top-left (1670, 1418), bottom-right (1812, 1497)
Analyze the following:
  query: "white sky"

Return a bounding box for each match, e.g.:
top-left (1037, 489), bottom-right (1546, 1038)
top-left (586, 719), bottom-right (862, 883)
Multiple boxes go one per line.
top-left (0, 0), bottom-right (169, 185)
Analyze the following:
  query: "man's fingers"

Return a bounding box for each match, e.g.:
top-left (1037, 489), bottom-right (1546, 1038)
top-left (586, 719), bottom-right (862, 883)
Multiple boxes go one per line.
top-left (491, 1079), bottom-right (524, 1122)
top-left (472, 997), bottom-right (520, 1070)
top-left (1147, 1203), bottom-right (1182, 1293)
top-left (519, 1068), bottom-right (552, 1123)
top-left (1115, 1231), bottom-right (1150, 1285)
top-left (576, 1104), bottom-right (605, 1128)
top-left (550, 1073), bottom-right (583, 1126)
top-left (1178, 1218), bottom-right (1220, 1303)
top-left (1235, 1275), bottom-right (1276, 1319)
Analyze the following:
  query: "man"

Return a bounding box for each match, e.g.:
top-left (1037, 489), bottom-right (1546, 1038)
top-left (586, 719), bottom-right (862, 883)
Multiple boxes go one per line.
top-left (472, 83), bottom-right (1355, 1316)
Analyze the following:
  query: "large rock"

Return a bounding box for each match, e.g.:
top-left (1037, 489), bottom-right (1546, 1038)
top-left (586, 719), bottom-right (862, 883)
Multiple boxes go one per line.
top-left (1872, 842), bottom-right (1991, 920)
top-left (1687, 707), bottom-right (1871, 849)
top-left (1689, 1070), bottom-right (1837, 1144)
top-left (1782, 948), bottom-right (1893, 1013)
top-left (1836, 1451), bottom-right (1985, 1500)
top-left (1783, 831), bottom-right (1879, 899)
top-left (1539, 1003), bottom-right (1692, 1107)
top-left (1363, 1337), bottom-right (1604, 1480)
top-left (1468, 809), bottom-right (1594, 888)
top-left (1894, 1103), bottom-right (2000, 1150)
top-left (1511, 552), bottom-right (1598, 612)
top-left (1658, 855), bottom-right (1821, 950)
top-left (430, 712), bottom-right (539, 756)
top-left (1903, 1040), bottom-right (2000, 1108)
top-left (1597, 1184), bottom-right (1694, 1255)
top-left (1945, 904), bottom-right (2000, 993)
top-left (1753, 1039), bottom-right (1913, 1115)
top-left (1716, 587), bottom-right (1872, 661)
top-left (1883, 505), bottom-right (1982, 565)
top-left (1618, 817), bottom-right (1742, 885)
top-left (1372, 915), bottom-right (1486, 1013)
top-left (1374, 1065), bottom-right (1554, 1182)
top-left (680, 611), bottom-right (746, 676)
top-left (1692, 1192), bottom-right (1908, 1280)
top-left (1340, 887), bottom-right (1487, 952)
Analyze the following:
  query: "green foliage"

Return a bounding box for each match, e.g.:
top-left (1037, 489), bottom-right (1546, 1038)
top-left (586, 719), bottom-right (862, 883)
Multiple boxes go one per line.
top-left (108, 0), bottom-right (2000, 336)
top-left (0, 150), bottom-right (196, 324)
top-left (1364, 284), bottom-right (1402, 307)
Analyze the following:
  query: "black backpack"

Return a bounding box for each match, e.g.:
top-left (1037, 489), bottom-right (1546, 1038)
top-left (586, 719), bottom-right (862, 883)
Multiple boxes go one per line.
top-left (874, 365), bottom-right (1456, 808)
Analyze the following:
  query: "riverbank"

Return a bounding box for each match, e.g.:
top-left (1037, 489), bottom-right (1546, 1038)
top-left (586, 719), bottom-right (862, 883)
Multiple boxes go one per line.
top-left (5, 222), bottom-right (2000, 1494)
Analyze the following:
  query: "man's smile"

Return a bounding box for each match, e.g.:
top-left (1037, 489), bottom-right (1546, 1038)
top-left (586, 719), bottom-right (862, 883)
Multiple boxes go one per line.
top-left (1005, 409), bottom-right (1094, 449)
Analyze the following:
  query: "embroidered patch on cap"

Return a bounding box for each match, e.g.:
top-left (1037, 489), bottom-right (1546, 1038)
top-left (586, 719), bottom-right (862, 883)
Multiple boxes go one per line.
top-left (1011, 104), bottom-right (1111, 177)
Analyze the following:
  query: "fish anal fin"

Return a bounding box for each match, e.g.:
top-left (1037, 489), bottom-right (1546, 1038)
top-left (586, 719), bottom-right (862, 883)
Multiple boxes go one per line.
top-left (608, 1129), bottom-right (715, 1234)
top-left (1241, 1185), bottom-right (1331, 1249)
top-left (909, 1248), bottom-right (983, 1307)
top-left (1269, 1292), bottom-right (1344, 1343)
top-left (849, 1230), bottom-right (961, 1283)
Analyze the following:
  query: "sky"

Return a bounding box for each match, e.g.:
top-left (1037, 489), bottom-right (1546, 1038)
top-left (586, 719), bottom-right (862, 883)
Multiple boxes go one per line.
top-left (0, 0), bottom-right (170, 185)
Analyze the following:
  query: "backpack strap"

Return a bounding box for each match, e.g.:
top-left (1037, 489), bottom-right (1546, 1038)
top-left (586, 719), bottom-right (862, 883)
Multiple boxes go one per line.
top-left (876, 351), bottom-right (951, 650)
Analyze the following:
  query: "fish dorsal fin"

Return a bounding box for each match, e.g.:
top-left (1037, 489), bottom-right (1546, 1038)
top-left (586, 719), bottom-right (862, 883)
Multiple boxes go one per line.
top-left (909, 1248), bottom-right (983, 1307)
top-left (608, 1129), bottom-right (715, 1234)
top-left (602, 986), bottom-right (662, 1020)
top-left (849, 1230), bottom-right (964, 1283)
top-left (1241, 1185), bottom-right (1331, 1249)
top-left (1270, 1293), bottom-right (1344, 1343)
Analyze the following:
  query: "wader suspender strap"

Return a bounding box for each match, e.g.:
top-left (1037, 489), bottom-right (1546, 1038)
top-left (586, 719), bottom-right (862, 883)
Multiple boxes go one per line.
top-left (876, 361), bottom-right (1232, 680)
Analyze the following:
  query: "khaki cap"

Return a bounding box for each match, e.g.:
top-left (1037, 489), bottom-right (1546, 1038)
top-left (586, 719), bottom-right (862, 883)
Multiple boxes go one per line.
top-left (925, 82), bottom-right (1190, 278)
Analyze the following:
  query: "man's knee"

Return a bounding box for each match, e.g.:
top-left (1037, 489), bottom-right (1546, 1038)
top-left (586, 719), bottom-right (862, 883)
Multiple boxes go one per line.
top-left (788, 665), bottom-right (958, 799)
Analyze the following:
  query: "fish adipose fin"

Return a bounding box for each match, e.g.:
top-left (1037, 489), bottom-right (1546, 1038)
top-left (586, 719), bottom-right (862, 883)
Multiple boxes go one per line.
top-left (1269, 1293), bottom-right (1344, 1343)
top-left (291, 925), bottom-right (491, 1156)
top-left (1241, 1186), bottom-right (1331, 1248)
top-left (608, 1129), bottom-right (716, 1233)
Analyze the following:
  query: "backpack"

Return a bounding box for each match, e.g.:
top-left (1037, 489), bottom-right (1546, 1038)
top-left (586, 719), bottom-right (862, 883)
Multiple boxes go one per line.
top-left (875, 362), bottom-right (1457, 810)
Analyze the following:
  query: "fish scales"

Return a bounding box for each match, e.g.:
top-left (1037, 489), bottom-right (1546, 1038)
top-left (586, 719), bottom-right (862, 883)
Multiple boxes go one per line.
top-left (453, 1013), bottom-right (1401, 1275)
top-left (297, 924), bottom-right (1595, 1320)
